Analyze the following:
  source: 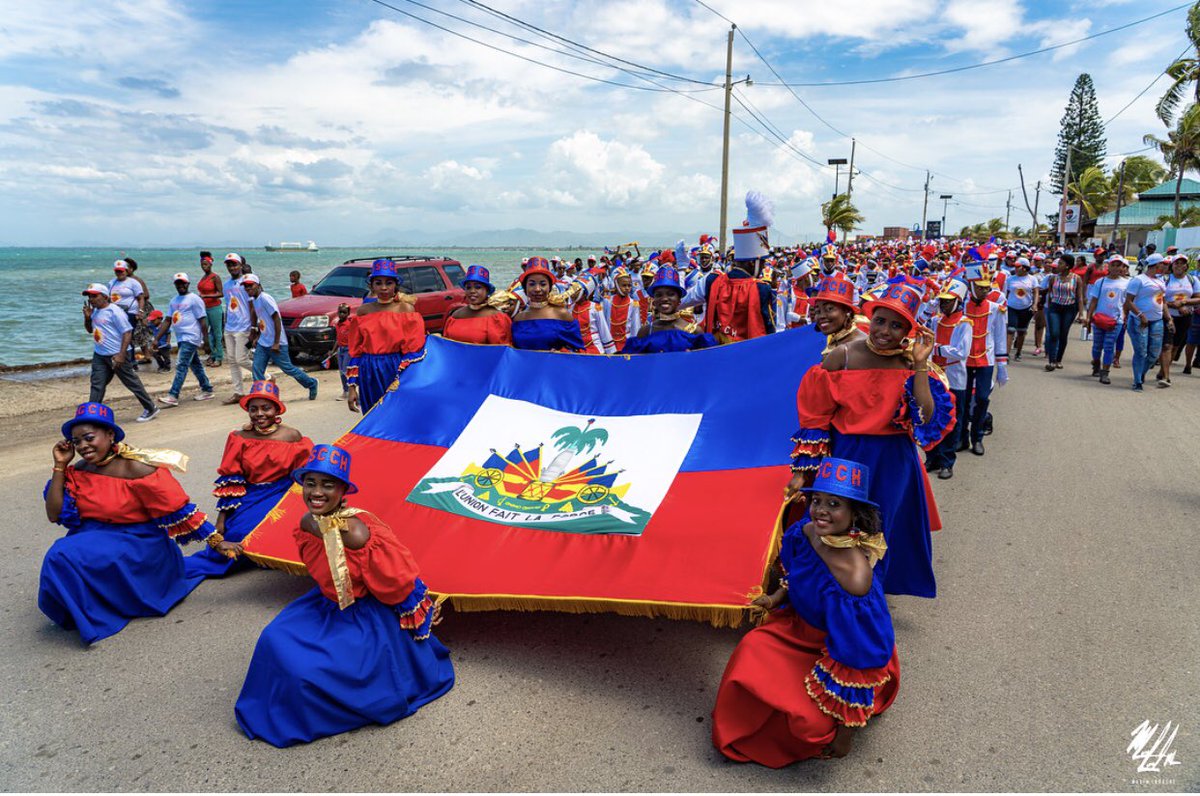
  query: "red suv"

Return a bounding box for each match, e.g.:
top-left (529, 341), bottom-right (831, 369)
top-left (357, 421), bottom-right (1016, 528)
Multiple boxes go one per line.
top-left (279, 256), bottom-right (466, 359)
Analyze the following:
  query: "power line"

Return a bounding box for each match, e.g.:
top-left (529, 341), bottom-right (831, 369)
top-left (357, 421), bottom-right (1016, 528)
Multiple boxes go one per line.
top-left (748, 3), bottom-right (1191, 88)
top-left (362, 0), bottom-right (721, 93)
top-left (1105, 45), bottom-right (1189, 125)
top-left (731, 89), bottom-right (826, 167)
top-left (456, 0), bottom-right (712, 86)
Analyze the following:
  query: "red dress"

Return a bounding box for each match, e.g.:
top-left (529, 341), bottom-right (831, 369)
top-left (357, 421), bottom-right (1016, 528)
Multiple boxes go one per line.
top-left (347, 311), bottom-right (427, 412)
top-left (294, 512), bottom-right (430, 609)
top-left (442, 312), bottom-right (513, 345)
top-left (65, 467), bottom-right (208, 538)
top-left (215, 433), bottom-right (314, 487)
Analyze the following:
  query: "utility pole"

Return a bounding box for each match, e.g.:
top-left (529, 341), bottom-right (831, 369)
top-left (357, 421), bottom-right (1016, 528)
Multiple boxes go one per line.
top-left (1058, 147), bottom-right (1072, 247)
top-left (920, 171), bottom-right (931, 241)
top-left (939, 194), bottom-right (953, 239)
top-left (1113, 159), bottom-right (1127, 255)
top-left (843, 139), bottom-right (856, 244)
top-left (1034, 181), bottom-right (1042, 242)
top-left (718, 24), bottom-right (735, 257)
top-left (1004, 190), bottom-right (1012, 235)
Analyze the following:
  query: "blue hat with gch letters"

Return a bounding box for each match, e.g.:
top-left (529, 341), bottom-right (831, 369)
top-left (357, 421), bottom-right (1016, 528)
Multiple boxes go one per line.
top-left (292, 444), bottom-right (358, 494)
top-left (800, 456), bottom-right (876, 507)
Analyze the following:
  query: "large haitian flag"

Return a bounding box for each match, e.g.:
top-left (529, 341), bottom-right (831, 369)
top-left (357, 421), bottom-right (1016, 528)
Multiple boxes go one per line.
top-left (242, 326), bottom-right (825, 627)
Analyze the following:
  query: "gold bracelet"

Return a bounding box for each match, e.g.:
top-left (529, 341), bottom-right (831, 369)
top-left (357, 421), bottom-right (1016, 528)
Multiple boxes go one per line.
top-left (206, 532), bottom-right (226, 549)
top-left (913, 365), bottom-right (929, 372)
top-left (52, 466), bottom-right (66, 473)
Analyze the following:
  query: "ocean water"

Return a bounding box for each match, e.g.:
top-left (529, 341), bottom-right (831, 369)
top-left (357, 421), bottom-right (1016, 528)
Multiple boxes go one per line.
top-left (0, 247), bottom-right (587, 367)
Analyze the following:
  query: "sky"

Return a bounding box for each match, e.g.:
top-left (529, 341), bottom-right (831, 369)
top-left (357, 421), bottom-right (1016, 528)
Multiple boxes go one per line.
top-left (0, 0), bottom-right (1190, 245)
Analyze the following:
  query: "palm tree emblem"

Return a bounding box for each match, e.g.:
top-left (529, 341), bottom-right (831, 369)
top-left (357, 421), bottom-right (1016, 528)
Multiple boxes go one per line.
top-left (541, 419), bottom-right (608, 484)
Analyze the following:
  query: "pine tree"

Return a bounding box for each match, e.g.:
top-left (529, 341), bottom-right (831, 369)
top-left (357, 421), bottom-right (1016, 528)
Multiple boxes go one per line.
top-left (1050, 74), bottom-right (1107, 195)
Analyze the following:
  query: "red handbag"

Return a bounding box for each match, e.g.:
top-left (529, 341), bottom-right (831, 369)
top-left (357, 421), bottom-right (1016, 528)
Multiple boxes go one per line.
top-left (1091, 312), bottom-right (1118, 331)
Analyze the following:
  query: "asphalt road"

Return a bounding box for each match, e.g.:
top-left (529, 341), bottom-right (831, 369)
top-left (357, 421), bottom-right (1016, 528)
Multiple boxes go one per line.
top-left (0, 335), bottom-right (1196, 792)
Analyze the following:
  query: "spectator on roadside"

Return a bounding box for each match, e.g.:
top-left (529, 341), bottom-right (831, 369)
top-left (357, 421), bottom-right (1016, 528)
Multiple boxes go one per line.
top-left (1123, 254), bottom-right (1171, 391)
top-left (1160, 254), bottom-right (1200, 383)
top-left (155, 273), bottom-right (214, 407)
top-left (1005, 257), bottom-right (1039, 361)
top-left (145, 310), bottom-right (172, 372)
top-left (123, 258), bottom-right (157, 366)
top-left (1042, 253), bottom-right (1086, 372)
top-left (244, 274), bottom-right (319, 400)
top-left (334, 303), bottom-right (353, 401)
top-left (1084, 255), bottom-right (1130, 385)
top-left (81, 283), bottom-right (158, 422)
top-left (221, 253), bottom-right (255, 405)
top-left (289, 271), bottom-right (308, 298)
top-left (108, 260), bottom-right (145, 365)
top-left (197, 251), bottom-right (225, 367)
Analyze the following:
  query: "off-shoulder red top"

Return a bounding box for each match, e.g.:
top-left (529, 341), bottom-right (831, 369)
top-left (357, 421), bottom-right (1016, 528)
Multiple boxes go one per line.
top-left (294, 512), bottom-right (422, 606)
top-left (64, 467), bottom-right (194, 524)
top-left (442, 312), bottom-right (513, 345)
top-left (349, 311), bottom-right (426, 357)
top-left (216, 433), bottom-right (314, 484)
top-left (797, 367), bottom-right (912, 436)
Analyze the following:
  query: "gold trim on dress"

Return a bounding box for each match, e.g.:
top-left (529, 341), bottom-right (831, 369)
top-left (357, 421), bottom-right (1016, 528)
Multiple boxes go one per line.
top-left (315, 506), bottom-right (367, 610)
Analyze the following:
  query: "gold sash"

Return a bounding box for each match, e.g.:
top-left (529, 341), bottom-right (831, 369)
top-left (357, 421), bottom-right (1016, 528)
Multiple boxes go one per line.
top-left (314, 506), bottom-right (367, 610)
top-left (111, 442), bottom-right (189, 473)
top-left (819, 530), bottom-right (888, 568)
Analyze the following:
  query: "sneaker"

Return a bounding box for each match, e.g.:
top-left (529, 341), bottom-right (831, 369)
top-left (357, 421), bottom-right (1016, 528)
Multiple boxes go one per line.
top-left (1157, 378), bottom-right (1171, 388)
top-left (1132, 383), bottom-right (1144, 392)
top-left (155, 366), bottom-right (171, 373)
top-left (1099, 370), bottom-right (1111, 385)
top-left (1112, 360), bottom-right (1122, 369)
top-left (158, 394), bottom-right (179, 407)
top-left (222, 394), bottom-right (244, 406)
top-left (1184, 365), bottom-right (1193, 375)
top-left (1013, 352), bottom-right (1022, 361)
top-left (194, 391), bottom-right (215, 401)
top-left (1033, 347), bottom-right (1044, 357)
top-left (937, 467), bottom-right (953, 480)
top-left (136, 407), bottom-right (160, 423)
top-left (309, 382), bottom-right (319, 401)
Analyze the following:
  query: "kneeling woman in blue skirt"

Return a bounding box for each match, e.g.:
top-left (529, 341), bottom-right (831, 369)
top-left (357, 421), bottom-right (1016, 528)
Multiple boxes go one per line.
top-left (234, 444), bottom-right (454, 747)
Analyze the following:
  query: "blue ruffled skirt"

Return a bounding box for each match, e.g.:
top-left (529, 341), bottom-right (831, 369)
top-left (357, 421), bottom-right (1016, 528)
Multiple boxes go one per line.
top-left (234, 588), bottom-right (454, 747)
top-left (38, 519), bottom-right (206, 645)
top-left (186, 479), bottom-right (290, 579)
top-left (356, 351), bottom-right (408, 413)
top-left (828, 429), bottom-right (937, 598)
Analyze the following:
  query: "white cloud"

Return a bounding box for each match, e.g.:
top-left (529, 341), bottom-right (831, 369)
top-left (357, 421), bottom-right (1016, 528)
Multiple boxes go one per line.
top-left (543, 131), bottom-right (665, 206)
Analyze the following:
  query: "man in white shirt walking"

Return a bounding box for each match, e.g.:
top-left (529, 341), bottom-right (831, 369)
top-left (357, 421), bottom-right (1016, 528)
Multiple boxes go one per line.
top-left (82, 283), bottom-right (158, 422)
top-left (155, 273), bottom-right (215, 406)
top-left (244, 275), bottom-right (319, 399)
top-left (221, 253), bottom-right (256, 404)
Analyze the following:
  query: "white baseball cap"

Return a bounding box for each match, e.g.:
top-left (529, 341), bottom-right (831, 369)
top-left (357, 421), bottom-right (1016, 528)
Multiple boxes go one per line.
top-left (1016, 257), bottom-right (1030, 267)
top-left (173, 272), bottom-right (190, 283)
top-left (1145, 253), bottom-right (1165, 266)
top-left (82, 283), bottom-right (108, 296)
top-left (1106, 254), bottom-right (1127, 265)
top-left (224, 252), bottom-right (244, 264)
top-left (241, 273), bottom-right (261, 285)
top-left (112, 260), bottom-right (129, 271)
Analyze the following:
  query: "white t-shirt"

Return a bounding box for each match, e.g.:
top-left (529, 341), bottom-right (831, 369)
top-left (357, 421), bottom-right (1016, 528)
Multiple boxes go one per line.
top-left (1088, 276), bottom-right (1130, 322)
top-left (1125, 274), bottom-right (1167, 320)
top-left (1162, 274), bottom-right (1199, 318)
top-left (253, 292), bottom-right (284, 347)
top-left (1005, 274), bottom-right (1038, 310)
top-left (167, 293), bottom-right (207, 345)
top-left (91, 304), bottom-right (132, 356)
top-left (107, 277), bottom-right (144, 313)
top-left (224, 276), bottom-right (253, 333)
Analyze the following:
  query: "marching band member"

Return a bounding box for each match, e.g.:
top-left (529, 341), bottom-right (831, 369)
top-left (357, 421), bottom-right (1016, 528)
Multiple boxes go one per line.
top-left (962, 265), bottom-right (1009, 455)
top-left (603, 265), bottom-right (641, 352)
top-left (924, 282), bottom-right (971, 480)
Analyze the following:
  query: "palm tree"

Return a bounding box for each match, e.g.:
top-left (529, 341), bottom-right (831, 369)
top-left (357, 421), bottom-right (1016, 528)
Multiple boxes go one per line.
top-left (1144, 102), bottom-right (1200, 220)
top-left (542, 419), bottom-right (608, 483)
top-left (1067, 165), bottom-right (1114, 218)
top-left (1011, 225), bottom-right (1025, 238)
top-left (985, 217), bottom-right (1005, 237)
top-left (1155, 206), bottom-right (1200, 228)
top-left (1110, 155), bottom-right (1168, 205)
top-left (1156, 3), bottom-right (1200, 125)
top-left (821, 194), bottom-right (864, 237)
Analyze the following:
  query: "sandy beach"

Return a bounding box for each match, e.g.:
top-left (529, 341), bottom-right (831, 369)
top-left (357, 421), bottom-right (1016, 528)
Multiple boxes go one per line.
top-left (0, 338), bottom-right (1196, 792)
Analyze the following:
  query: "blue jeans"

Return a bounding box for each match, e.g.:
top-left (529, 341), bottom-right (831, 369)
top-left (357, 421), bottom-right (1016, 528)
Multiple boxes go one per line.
top-left (170, 341), bottom-right (213, 397)
top-left (337, 345), bottom-right (350, 393)
top-left (252, 344), bottom-right (317, 390)
top-left (1044, 303), bottom-right (1077, 363)
top-left (205, 305), bottom-right (225, 360)
top-left (1128, 319), bottom-right (1164, 386)
top-left (965, 366), bottom-right (994, 444)
top-left (1116, 321), bottom-right (1126, 354)
top-left (1091, 326), bottom-right (1120, 367)
top-left (926, 388), bottom-right (967, 470)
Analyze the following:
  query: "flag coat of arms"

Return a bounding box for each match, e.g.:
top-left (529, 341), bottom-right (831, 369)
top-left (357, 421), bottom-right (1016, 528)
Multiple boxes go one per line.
top-left (243, 329), bottom-right (825, 626)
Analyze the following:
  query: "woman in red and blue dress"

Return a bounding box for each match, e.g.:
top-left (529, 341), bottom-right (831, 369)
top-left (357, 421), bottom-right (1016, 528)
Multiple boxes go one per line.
top-left (623, 266), bottom-right (716, 353)
top-left (41, 403), bottom-right (230, 644)
top-left (235, 445), bottom-right (454, 747)
top-left (785, 281), bottom-right (954, 599)
top-left (189, 380), bottom-right (313, 578)
top-left (511, 260), bottom-right (585, 352)
top-left (713, 457), bottom-right (899, 767)
top-left (442, 265), bottom-right (513, 345)
top-left (346, 259), bottom-right (426, 414)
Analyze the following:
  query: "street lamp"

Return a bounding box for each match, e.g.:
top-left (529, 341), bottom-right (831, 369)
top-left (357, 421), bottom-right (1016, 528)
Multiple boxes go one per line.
top-left (828, 158), bottom-right (848, 199)
top-left (939, 194), bottom-right (953, 238)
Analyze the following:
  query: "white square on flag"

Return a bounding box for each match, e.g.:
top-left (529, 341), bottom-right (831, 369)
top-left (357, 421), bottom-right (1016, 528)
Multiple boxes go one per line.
top-left (406, 395), bottom-right (702, 536)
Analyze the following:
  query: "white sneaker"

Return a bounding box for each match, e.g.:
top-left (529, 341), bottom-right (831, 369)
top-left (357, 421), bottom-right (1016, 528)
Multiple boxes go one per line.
top-left (194, 391), bottom-right (215, 401)
top-left (136, 407), bottom-right (161, 423)
top-left (158, 394), bottom-right (179, 407)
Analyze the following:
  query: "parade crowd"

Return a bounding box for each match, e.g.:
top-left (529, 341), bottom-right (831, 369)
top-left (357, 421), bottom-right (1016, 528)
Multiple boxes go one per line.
top-left (49, 194), bottom-right (1200, 764)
